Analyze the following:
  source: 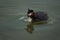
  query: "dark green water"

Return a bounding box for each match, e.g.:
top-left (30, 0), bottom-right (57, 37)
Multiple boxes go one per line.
top-left (0, 0), bottom-right (60, 40)
top-left (0, 14), bottom-right (60, 40)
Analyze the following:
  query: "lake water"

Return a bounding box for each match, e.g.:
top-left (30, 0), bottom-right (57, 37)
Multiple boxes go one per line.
top-left (0, 0), bottom-right (60, 40)
top-left (0, 13), bottom-right (60, 40)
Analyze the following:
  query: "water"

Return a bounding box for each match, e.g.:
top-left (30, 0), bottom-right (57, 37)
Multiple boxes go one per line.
top-left (0, 14), bottom-right (60, 40)
top-left (0, 0), bottom-right (60, 40)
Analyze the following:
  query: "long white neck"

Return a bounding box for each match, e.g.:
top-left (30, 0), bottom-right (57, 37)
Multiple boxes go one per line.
top-left (28, 17), bottom-right (32, 22)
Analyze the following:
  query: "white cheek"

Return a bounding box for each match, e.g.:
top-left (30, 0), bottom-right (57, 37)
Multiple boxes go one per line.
top-left (28, 13), bottom-right (32, 16)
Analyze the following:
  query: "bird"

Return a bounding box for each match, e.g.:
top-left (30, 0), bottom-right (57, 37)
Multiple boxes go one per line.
top-left (27, 9), bottom-right (48, 22)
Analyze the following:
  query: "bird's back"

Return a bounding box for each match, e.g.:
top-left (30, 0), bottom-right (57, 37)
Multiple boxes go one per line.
top-left (32, 11), bottom-right (48, 21)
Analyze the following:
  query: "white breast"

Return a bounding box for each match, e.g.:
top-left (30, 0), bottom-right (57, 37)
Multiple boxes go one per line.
top-left (28, 17), bottom-right (32, 22)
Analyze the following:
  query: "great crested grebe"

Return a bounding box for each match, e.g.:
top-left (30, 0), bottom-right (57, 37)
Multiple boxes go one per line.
top-left (27, 9), bottom-right (48, 22)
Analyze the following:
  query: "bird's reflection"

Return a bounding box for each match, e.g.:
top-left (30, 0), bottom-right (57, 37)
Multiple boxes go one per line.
top-left (26, 22), bottom-right (34, 33)
top-left (26, 21), bottom-right (48, 33)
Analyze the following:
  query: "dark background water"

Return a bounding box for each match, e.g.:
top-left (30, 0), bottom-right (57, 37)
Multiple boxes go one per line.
top-left (0, 0), bottom-right (60, 40)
